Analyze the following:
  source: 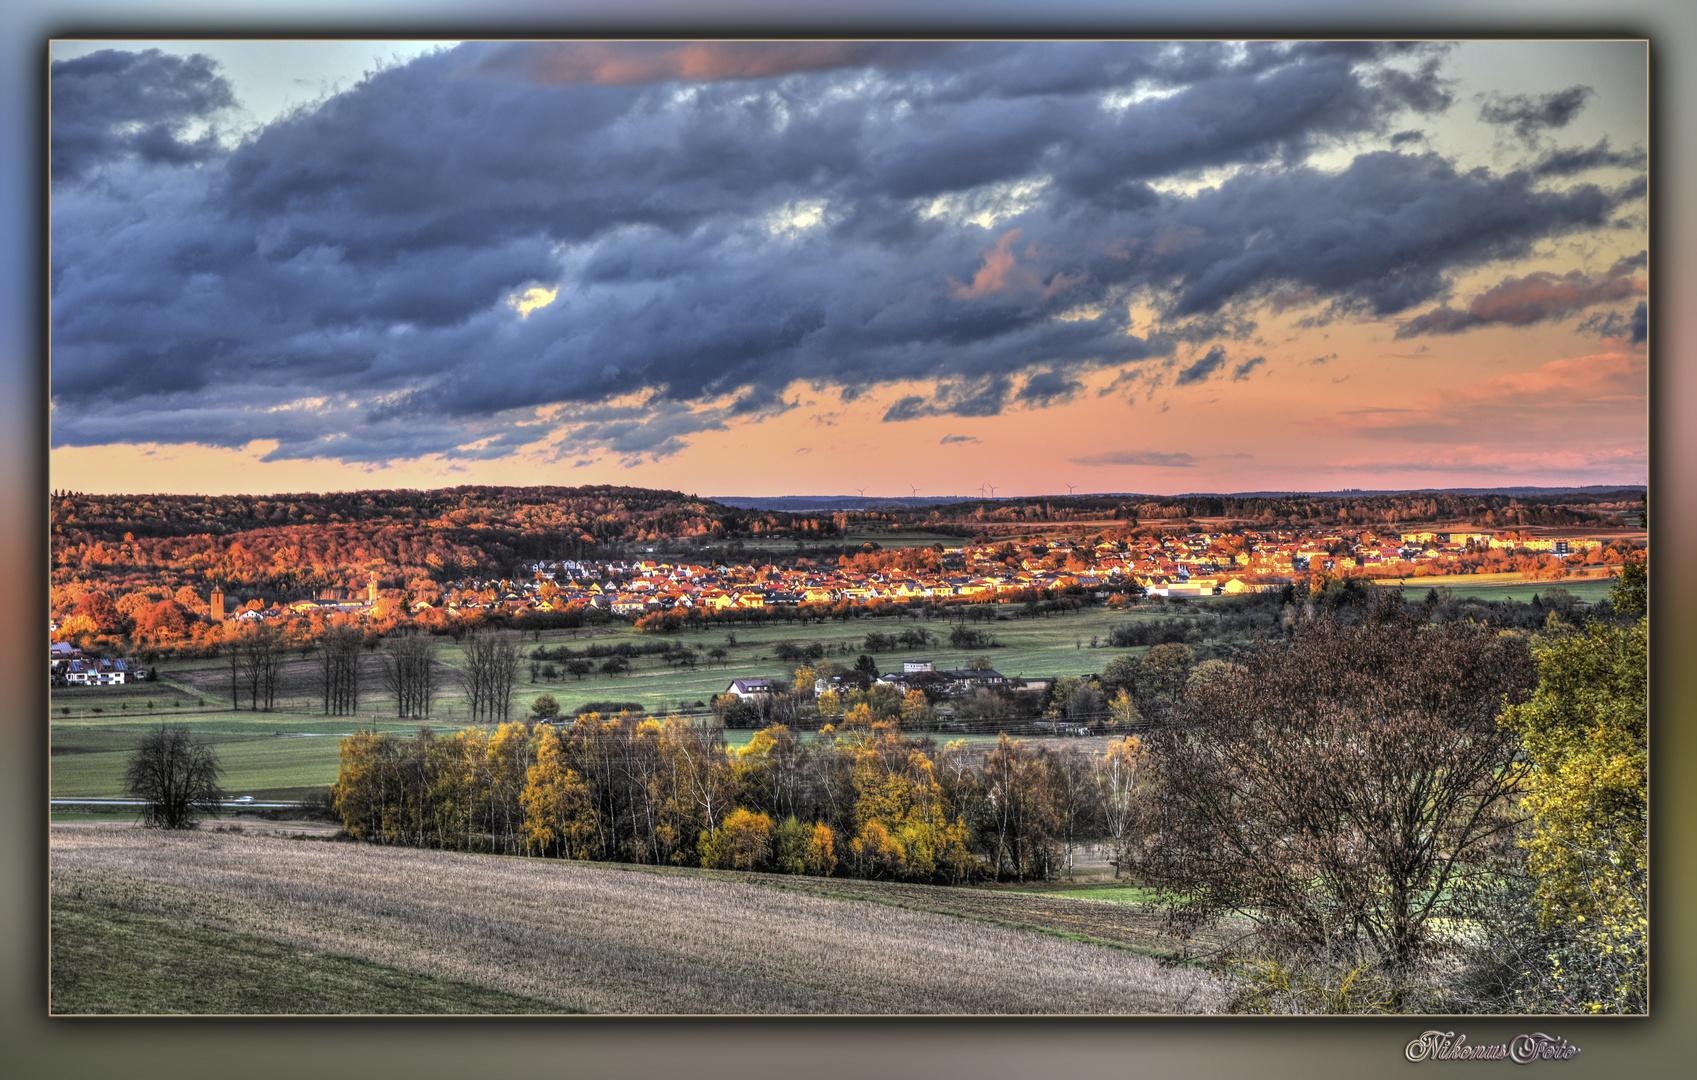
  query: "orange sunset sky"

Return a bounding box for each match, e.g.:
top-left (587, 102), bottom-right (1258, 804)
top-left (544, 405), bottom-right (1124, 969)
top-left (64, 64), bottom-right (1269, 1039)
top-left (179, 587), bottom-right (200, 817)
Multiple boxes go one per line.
top-left (49, 40), bottom-right (1647, 498)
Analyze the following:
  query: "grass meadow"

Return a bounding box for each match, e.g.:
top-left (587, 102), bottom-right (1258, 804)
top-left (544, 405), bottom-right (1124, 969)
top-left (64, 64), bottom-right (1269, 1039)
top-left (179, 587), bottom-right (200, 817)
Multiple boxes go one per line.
top-left (1379, 575), bottom-right (1617, 605)
top-left (51, 576), bottom-right (1596, 795)
top-left (50, 825), bottom-right (1231, 1015)
top-left (51, 602), bottom-right (1194, 796)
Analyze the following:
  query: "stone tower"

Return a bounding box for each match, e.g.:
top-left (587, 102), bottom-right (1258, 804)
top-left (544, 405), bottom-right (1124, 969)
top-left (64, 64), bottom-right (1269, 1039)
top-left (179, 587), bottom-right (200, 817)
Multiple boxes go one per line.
top-left (209, 587), bottom-right (226, 620)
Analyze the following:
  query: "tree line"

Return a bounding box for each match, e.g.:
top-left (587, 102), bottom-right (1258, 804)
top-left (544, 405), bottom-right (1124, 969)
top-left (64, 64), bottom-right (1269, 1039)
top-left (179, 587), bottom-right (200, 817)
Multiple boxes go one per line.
top-left (216, 624), bottom-right (517, 722)
top-left (332, 708), bottom-right (1147, 886)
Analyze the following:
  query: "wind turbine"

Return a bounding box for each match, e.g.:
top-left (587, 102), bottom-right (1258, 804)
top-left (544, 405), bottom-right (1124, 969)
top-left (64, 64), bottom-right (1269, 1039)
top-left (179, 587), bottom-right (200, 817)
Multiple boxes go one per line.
top-left (1065, 483), bottom-right (1078, 496)
top-left (977, 483), bottom-right (987, 498)
top-left (987, 483), bottom-right (999, 498)
top-left (854, 487), bottom-right (866, 498)
top-left (909, 483), bottom-right (920, 498)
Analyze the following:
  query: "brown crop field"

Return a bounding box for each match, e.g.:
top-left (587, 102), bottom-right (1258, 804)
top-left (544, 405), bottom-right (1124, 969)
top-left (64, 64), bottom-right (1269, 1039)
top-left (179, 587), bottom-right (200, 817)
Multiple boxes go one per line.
top-left (50, 825), bottom-right (1230, 1015)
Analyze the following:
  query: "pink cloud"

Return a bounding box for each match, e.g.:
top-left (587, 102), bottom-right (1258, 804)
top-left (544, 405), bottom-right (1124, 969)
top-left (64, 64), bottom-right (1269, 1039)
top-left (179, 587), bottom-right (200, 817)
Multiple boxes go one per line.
top-left (951, 230), bottom-right (1082, 300)
top-left (1330, 445), bottom-right (1645, 477)
top-left (472, 42), bottom-right (942, 86)
top-left (1396, 266), bottom-right (1646, 337)
top-left (1313, 350), bottom-right (1645, 445)
top-left (953, 229), bottom-right (1033, 298)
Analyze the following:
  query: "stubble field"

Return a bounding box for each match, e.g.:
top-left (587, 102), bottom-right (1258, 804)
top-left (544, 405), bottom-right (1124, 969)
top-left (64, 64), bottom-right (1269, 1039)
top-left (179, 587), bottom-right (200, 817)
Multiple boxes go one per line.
top-left (50, 825), bottom-right (1230, 1015)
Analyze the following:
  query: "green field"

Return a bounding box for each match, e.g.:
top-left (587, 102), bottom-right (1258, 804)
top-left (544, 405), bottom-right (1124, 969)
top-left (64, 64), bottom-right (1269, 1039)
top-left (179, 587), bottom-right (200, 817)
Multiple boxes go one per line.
top-left (49, 585), bottom-right (1598, 797)
top-left (1390, 578), bottom-right (1617, 605)
top-left (1004, 883), bottom-right (1165, 905)
top-left (839, 528), bottom-right (971, 548)
top-left (76, 604), bottom-right (1183, 716)
top-left (52, 725), bottom-right (354, 800)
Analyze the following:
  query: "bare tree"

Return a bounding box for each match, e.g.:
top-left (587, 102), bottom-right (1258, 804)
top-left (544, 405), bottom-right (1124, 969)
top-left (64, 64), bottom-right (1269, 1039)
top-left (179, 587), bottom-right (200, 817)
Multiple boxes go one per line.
top-left (225, 624), bottom-right (241, 709)
top-left (458, 631), bottom-right (521, 722)
top-left (317, 622), bottom-right (363, 716)
top-left (1045, 746), bottom-right (1100, 881)
top-left (125, 725), bottom-right (225, 829)
top-left (1132, 606), bottom-right (1536, 975)
top-left (235, 622), bottom-right (283, 711)
top-left (981, 734), bottom-right (1058, 881)
top-left (381, 631), bottom-right (438, 719)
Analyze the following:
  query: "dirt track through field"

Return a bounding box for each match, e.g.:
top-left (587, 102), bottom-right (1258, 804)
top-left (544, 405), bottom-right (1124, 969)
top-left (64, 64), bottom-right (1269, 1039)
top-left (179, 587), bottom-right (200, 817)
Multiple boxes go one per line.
top-left (51, 826), bottom-right (1228, 1015)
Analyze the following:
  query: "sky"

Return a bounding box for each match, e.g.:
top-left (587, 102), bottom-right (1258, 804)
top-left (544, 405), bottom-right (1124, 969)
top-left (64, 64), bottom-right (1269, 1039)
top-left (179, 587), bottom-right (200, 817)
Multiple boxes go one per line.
top-left (46, 38), bottom-right (1648, 498)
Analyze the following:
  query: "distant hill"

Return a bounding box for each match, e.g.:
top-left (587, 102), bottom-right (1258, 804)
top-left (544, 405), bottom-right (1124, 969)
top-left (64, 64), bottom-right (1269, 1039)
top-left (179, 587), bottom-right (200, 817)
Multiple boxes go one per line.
top-left (710, 495), bottom-right (988, 512)
top-left (714, 485), bottom-right (1645, 511)
top-left (1186, 485), bottom-right (1647, 499)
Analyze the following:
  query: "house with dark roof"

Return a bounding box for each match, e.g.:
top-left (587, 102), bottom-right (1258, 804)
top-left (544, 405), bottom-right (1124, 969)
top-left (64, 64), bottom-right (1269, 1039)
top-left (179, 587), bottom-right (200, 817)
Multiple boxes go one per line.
top-left (725, 678), bottom-right (775, 699)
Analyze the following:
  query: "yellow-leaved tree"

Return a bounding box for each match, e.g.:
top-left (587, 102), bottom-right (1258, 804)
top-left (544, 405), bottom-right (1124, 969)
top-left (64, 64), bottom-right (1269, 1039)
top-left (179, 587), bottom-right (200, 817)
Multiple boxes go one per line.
top-left (522, 725), bottom-right (596, 858)
top-left (699, 807), bottom-right (773, 870)
top-left (1500, 586), bottom-right (1647, 1013)
top-left (842, 721), bottom-right (976, 883)
top-left (1096, 735), bottom-right (1145, 878)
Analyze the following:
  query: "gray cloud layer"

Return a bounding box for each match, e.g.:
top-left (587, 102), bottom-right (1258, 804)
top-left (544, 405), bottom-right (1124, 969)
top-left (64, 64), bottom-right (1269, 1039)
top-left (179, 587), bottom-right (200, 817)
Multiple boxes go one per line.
top-left (51, 48), bottom-right (236, 180)
top-left (1478, 85), bottom-right (1591, 142)
top-left (50, 42), bottom-right (1644, 463)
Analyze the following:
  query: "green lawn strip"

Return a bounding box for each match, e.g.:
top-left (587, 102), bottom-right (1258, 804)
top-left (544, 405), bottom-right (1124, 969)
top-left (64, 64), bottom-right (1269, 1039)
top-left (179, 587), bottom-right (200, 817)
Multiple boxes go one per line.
top-left (49, 892), bottom-right (565, 1015)
top-left (50, 729), bottom-right (352, 799)
top-left (1375, 577), bottom-right (1615, 604)
top-left (998, 883), bottom-right (1167, 905)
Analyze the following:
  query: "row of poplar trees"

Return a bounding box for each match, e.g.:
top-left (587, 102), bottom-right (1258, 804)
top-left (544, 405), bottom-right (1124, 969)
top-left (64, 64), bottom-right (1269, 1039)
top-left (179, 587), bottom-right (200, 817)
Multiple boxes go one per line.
top-left (331, 708), bottom-right (1145, 884)
top-left (229, 624), bottom-right (499, 720)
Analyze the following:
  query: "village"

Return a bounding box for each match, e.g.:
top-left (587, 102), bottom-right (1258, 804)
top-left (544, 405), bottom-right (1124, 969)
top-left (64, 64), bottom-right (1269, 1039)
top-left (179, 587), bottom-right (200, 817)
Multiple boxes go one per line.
top-left (270, 523), bottom-right (1632, 620)
top-left (49, 520), bottom-right (1641, 687)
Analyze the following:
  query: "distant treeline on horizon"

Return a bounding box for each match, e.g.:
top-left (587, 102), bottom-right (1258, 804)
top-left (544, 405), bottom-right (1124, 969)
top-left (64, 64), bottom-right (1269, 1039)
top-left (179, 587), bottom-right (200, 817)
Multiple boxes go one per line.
top-left (714, 485), bottom-right (1648, 513)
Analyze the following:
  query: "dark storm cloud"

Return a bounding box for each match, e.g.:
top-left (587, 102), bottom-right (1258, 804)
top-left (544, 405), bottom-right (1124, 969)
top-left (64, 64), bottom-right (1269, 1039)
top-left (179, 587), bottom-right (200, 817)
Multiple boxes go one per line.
top-left (48, 41), bottom-right (1643, 463)
top-left (1531, 138), bottom-right (1646, 177)
top-left (1610, 250), bottom-right (1648, 274)
top-left (51, 48), bottom-right (236, 180)
top-left (1147, 153), bottom-right (1629, 318)
top-left (1231, 355), bottom-right (1267, 381)
top-left (1479, 85), bottom-right (1592, 142)
top-left (1576, 299), bottom-right (1648, 344)
top-left (1176, 345), bottom-right (1228, 385)
top-left (883, 376), bottom-right (1014, 422)
top-left (1396, 261), bottom-right (1645, 338)
top-left (1016, 370), bottom-right (1083, 406)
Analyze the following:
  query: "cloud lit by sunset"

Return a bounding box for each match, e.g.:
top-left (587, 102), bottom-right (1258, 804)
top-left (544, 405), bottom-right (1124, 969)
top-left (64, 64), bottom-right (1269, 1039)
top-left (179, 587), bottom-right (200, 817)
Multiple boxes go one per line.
top-left (48, 40), bottom-right (1647, 497)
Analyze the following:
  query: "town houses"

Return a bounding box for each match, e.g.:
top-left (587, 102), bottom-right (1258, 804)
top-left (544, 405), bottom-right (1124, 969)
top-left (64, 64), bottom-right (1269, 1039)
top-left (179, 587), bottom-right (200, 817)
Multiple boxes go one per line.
top-left (49, 522), bottom-right (1635, 677)
top-left (51, 654), bottom-right (147, 686)
top-left (407, 524), bottom-right (1615, 621)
